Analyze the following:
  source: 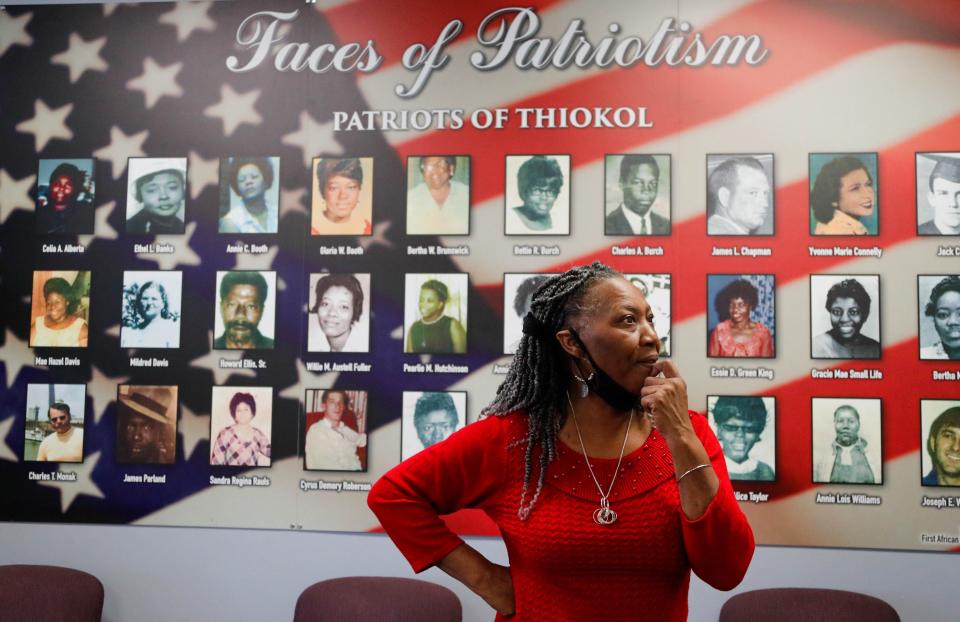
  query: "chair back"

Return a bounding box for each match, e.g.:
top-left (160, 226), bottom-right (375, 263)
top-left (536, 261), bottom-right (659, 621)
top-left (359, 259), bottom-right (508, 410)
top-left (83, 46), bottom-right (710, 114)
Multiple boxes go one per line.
top-left (720, 587), bottom-right (900, 622)
top-left (0, 564), bottom-right (104, 622)
top-left (294, 576), bottom-right (461, 622)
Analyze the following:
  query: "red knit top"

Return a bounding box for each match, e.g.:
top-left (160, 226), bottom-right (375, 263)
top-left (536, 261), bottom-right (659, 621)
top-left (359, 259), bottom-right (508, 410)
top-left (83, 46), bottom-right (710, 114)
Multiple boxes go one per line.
top-left (368, 411), bottom-right (755, 621)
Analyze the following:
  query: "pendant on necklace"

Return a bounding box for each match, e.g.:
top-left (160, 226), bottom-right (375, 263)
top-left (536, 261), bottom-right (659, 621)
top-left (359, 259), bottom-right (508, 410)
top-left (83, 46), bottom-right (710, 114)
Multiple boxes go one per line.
top-left (592, 497), bottom-right (618, 525)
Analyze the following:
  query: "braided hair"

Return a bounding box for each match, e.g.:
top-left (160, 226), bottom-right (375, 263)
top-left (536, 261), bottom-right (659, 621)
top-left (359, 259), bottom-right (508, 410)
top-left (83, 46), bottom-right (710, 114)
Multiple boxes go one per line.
top-left (482, 261), bottom-right (621, 519)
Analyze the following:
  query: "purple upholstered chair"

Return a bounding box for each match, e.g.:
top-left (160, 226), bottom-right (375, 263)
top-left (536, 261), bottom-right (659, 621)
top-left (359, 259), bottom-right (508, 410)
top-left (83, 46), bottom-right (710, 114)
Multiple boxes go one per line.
top-left (294, 576), bottom-right (462, 622)
top-left (720, 587), bottom-right (900, 622)
top-left (0, 564), bottom-right (104, 622)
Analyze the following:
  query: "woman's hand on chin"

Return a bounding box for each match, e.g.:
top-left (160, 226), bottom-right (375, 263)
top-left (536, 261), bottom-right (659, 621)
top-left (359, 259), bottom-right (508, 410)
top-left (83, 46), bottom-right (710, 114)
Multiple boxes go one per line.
top-left (639, 360), bottom-right (693, 443)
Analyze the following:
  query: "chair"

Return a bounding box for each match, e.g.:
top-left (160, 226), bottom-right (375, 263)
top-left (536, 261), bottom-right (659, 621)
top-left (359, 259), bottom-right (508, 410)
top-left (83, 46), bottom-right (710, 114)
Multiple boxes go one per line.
top-left (0, 564), bottom-right (104, 622)
top-left (719, 587), bottom-right (900, 622)
top-left (294, 576), bottom-right (462, 622)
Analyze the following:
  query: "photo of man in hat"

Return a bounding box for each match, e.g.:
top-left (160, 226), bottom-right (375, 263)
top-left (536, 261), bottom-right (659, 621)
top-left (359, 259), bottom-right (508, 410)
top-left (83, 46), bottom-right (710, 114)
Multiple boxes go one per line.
top-left (126, 157), bottom-right (187, 234)
top-left (115, 385), bottom-right (177, 465)
top-left (917, 152), bottom-right (960, 236)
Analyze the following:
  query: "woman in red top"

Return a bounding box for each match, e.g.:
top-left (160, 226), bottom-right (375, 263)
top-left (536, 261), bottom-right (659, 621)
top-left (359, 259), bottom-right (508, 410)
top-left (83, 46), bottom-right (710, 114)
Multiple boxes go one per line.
top-left (369, 262), bottom-right (754, 620)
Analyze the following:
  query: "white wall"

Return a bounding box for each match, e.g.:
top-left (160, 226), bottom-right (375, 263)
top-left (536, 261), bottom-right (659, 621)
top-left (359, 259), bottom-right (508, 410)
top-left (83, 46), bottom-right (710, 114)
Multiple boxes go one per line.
top-left (0, 522), bottom-right (952, 621)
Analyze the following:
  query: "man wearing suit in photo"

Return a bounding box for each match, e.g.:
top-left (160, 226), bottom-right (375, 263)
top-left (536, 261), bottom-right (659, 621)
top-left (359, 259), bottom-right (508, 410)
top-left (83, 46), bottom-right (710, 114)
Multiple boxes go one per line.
top-left (605, 154), bottom-right (671, 235)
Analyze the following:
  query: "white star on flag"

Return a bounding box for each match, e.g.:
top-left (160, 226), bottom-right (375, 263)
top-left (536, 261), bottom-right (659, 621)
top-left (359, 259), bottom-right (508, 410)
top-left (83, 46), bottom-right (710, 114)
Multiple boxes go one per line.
top-left (178, 402), bottom-right (209, 461)
top-left (0, 328), bottom-right (33, 386)
top-left (189, 331), bottom-right (256, 384)
top-left (158, 2), bottom-right (216, 42)
top-left (78, 201), bottom-right (118, 247)
top-left (357, 220), bottom-right (393, 251)
top-left (0, 169), bottom-right (36, 223)
top-left (94, 126), bottom-right (148, 179)
top-left (88, 365), bottom-right (128, 425)
top-left (37, 451), bottom-right (105, 513)
top-left (126, 58), bottom-right (183, 108)
top-left (233, 245), bottom-right (285, 291)
top-left (282, 111), bottom-right (341, 167)
top-left (51, 33), bottom-right (108, 83)
top-left (137, 221), bottom-right (202, 271)
top-left (204, 84), bottom-right (262, 136)
top-left (0, 11), bottom-right (32, 59)
top-left (280, 187), bottom-right (308, 219)
top-left (0, 415), bottom-right (17, 463)
top-left (15, 100), bottom-right (73, 152)
top-left (188, 150), bottom-right (219, 200)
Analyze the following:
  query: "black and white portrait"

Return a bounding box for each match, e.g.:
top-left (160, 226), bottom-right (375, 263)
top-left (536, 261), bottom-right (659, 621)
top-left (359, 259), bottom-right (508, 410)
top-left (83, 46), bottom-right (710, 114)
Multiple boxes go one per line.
top-left (504, 155), bottom-right (571, 235)
top-left (624, 273), bottom-right (672, 357)
top-left (605, 154), bottom-right (671, 236)
top-left (126, 157), bottom-right (187, 234)
top-left (708, 396), bottom-right (776, 482)
top-left (916, 152), bottom-right (960, 236)
top-left (810, 274), bottom-right (881, 360)
top-left (502, 273), bottom-right (555, 355)
top-left (401, 391), bottom-right (467, 461)
top-left (706, 154), bottom-right (774, 236)
top-left (812, 397), bottom-right (882, 485)
top-left (406, 155), bottom-right (471, 235)
top-left (120, 271), bottom-right (182, 349)
top-left (307, 273), bottom-right (371, 353)
top-left (918, 275), bottom-right (960, 360)
top-left (218, 156), bottom-right (280, 234)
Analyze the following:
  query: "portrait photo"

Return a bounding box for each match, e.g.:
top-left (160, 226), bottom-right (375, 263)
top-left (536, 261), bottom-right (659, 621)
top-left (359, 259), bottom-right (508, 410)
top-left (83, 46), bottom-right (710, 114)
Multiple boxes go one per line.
top-left (810, 274), bottom-right (881, 360)
top-left (218, 156), bottom-right (280, 234)
top-left (916, 152), bottom-right (960, 236)
top-left (120, 271), bottom-right (182, 349)
top-left (502, 272), bottom-right (556, 355)
top-left (812, 397), bottom-right (882, 485)
top-left (918, 275), bottom-right (960, 360)
top-left (705, 154), bottom-right (774, 236)
top-left (624, 273), bottom-right (672, 357)
top-left (401, 391), bottom-right (467, 462)
top-left (29, 270), bottom-right (91, 348)
top-left (307, 272), bottom-right (371, 353)
top-left (213, 271), bottom-right (276, 350)
top-left (304, 389), bottom-right (368, 472)
top-left (920, 399), bottom-right (960, 487)
top-left (404, 273), bottom-right (469, 354)
top-left (504, 154), bottom-right (571, 235)
top-left (809, 153), bottom-right (878, 236)
top-left (115, 385), bottom-right (178, 465)
top-left (209, 386), bottom-right (272, 467)
top-left (706, 274), bottom-right (775, 358)
top-left (310, 157), bottom-right (373, 236)
top-left (604, 154), bottom-right (671, 236)
top-left (708, 395), bottom-right (776, 482)
top-left (24, 383), bottom-right (86, 463)
top-left (36, 158), bottom-right (95, 234)
top-left (125, 157), bottom-right (187, 235)
top-left (406, 155), bottom-right (470, 235)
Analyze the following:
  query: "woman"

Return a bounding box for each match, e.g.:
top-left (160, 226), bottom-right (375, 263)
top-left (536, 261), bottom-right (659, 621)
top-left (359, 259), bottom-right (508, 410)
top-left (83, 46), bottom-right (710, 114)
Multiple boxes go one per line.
top-left (921, 276), bottom-right (960, 359)
top-left (121, 281), bottom-right (180, 349)
top-left (812, 278), bottom-right (880, 359)
top-left (308, 273), bottom-right (367, 352)
top-left (219, 157), bottom-right (278, 234)
top-left (712, 397), bottom-right (774, 482)
top-left (210, 392), bottom-right (271, 466)
top-left (811, 155), bottom-right (876, 235)
top-left (708, 279), bottom-right (773, 358)
top-left (370, 262), bottom-right (753, 621)
top-left (406, 279), bottom-right (467, 353)
top-left (36, 162), bottom-right (94, 234)
top-left (311, 158), bottom-right (372, 236)
top-left (509, 155), bottom-right (564, 233)
top-left (30, 277), bottom-right (88, 348)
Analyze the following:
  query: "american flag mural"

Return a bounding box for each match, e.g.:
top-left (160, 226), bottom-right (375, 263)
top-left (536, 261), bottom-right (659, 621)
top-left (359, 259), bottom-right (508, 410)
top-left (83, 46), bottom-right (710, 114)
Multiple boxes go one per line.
top-left (1, 0), bottom-right (959, 552)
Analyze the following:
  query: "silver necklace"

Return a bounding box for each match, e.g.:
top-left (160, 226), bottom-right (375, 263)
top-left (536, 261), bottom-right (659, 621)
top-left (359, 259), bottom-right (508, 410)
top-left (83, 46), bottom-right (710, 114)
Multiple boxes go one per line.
top-left (566, 392), bottom-right (634, 526)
